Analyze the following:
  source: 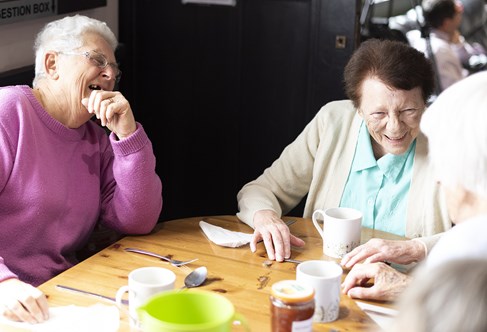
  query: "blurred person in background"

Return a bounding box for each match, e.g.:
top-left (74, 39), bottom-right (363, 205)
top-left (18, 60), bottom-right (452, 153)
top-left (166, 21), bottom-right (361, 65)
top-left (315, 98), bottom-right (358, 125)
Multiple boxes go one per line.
top-left (410, 0), bottom-right (486, 91)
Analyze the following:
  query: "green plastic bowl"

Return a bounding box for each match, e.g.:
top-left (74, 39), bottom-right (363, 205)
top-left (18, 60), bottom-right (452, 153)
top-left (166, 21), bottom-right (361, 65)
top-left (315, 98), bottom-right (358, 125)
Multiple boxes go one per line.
top-left (137, 290), bottom-right (241, 332)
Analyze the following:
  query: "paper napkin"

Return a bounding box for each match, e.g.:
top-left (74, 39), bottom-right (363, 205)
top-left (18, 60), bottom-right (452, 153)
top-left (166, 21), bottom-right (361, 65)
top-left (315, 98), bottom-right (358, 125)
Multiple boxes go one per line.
top-left (0, 303), bottom-right (119, 332)
top-left (199, 221), bottom-right (253, 248)
top-left (355, 301), bottom-right (398, 330)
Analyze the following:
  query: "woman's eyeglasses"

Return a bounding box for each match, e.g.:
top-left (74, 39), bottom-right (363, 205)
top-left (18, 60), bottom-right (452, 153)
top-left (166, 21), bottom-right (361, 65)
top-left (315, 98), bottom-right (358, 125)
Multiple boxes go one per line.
top-left (59, 50), bottom-right (122, 83)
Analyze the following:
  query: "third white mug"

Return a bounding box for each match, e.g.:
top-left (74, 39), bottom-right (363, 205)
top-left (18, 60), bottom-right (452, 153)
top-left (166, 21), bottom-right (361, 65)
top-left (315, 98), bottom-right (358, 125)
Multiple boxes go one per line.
top-left (312, 207), bottom-right (362, 258)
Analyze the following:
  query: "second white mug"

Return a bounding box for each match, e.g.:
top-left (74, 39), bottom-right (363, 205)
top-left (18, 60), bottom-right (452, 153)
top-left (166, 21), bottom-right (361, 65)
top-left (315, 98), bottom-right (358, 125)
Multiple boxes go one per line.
top-left (115, 266), bottom-right (176, 329)
top-left (296, 260), bottom-right (343, 323)
top-left (312, 207), bottom-right (362, 258)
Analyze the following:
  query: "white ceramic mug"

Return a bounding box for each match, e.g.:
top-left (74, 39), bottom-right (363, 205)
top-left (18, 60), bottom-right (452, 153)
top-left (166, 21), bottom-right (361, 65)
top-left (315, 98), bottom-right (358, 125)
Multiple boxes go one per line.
top-left (312, 207), bottom-right (362, 258)
top-left (115, 266), bottom-right (176, 329)
top-left (296, 260), bottom-right (343, 323)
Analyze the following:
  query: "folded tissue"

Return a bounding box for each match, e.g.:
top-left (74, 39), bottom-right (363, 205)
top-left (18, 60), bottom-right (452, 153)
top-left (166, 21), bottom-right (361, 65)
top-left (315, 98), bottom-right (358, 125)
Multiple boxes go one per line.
top-left (199, 221), bottom-right (253, 248)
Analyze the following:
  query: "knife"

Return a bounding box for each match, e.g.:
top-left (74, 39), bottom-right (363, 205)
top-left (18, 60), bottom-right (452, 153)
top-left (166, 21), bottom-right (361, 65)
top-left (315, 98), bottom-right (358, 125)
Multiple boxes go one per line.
top-left (56, 284), bottom-right (129, 305)
top-left (283, 258), bottom-right (304, 264)
top-left (285, 219), bottom-right (297, 227)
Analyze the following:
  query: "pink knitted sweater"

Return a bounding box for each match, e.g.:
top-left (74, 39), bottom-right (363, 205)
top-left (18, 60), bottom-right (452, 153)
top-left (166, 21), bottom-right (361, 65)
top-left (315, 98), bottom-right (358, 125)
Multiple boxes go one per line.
top-left (0, 85), bottom-right (162, 286)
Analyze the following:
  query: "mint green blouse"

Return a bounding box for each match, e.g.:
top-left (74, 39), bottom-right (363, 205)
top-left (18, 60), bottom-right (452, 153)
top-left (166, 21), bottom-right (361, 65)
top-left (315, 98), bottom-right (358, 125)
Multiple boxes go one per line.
top-left (340, 121), bottom-right (416, 236)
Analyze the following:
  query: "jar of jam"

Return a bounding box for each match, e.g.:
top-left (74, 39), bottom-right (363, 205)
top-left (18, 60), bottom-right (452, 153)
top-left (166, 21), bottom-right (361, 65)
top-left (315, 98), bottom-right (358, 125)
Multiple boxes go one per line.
top-left (270, 280), bottom-right (315, 332)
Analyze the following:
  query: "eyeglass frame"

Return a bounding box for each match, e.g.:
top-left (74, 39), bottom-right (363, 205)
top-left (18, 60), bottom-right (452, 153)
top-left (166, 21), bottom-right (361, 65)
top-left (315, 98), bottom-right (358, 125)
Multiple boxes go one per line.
top-left (58, 50), bottom-right (122, 84)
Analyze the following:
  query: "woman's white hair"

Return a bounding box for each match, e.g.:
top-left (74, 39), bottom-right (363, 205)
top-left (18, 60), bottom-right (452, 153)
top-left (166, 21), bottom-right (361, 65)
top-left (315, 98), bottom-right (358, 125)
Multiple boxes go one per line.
top-left (388, 259), bottom-right (487, 332)
top-left (420, 72), bottom-right (487, 197)
top-left (33, 14), bottom-right (118, 87)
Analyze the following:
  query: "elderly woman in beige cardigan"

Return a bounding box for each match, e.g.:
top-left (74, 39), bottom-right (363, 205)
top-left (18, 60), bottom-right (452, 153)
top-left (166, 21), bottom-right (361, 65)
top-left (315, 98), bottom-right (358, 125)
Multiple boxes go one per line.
top-left (237, 39), bottom-right (452, 283)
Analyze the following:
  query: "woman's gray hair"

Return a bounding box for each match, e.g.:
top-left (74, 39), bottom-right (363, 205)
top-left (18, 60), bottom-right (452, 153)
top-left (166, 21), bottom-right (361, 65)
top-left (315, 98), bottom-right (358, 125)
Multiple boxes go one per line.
top-left (420, 72), bottom-right (487, 197)
top-left (33, 14), bottom-right (118, 87)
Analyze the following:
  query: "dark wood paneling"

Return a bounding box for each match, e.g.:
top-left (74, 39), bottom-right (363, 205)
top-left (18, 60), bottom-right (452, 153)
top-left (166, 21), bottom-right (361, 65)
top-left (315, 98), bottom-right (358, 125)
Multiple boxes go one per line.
top-left (238, 0), bottom-right (312, 184)
top-left (119, 0), bottom-right (360, 221)
top-left (0, 65), bottom-right (34, 87)
top-left (120, 0), bottom-right (240, 220)
top-left (57, 0), bottom-right (107, 14)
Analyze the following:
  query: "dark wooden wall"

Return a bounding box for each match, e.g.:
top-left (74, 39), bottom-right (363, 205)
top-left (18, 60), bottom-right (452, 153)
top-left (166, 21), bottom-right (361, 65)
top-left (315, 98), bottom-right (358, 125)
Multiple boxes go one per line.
top-left (118, 0), bottom-right (361, 221)
top-left (0, 66), bottom-right (34, 87)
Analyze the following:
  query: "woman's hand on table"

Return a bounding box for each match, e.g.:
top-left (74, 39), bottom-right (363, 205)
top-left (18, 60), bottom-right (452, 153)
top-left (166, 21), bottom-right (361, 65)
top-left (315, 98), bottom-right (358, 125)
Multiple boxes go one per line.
top-left (340, 238), bottom-right (427, 269)
top-left (341, 262), bottom-right (412, 301)
top-left (0, 278), bottom-right (49, 323)
top-left (251, 210), bottom-right (305, 261)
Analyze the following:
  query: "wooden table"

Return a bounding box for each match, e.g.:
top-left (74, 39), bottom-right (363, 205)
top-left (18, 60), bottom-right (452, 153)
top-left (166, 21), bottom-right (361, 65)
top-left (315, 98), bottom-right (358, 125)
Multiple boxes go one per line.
top-left (2, 215), bottom-right (406, 331)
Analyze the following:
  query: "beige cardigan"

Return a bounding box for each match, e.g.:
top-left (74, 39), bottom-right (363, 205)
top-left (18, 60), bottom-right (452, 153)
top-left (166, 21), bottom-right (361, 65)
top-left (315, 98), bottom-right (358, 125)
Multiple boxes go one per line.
top-left (237, 100), bottom-right (452, 252)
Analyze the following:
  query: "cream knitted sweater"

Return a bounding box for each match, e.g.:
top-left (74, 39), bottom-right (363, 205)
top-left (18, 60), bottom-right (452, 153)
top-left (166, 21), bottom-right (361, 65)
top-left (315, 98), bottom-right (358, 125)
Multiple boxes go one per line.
top-left (237, 100), bottom-right (451, 252)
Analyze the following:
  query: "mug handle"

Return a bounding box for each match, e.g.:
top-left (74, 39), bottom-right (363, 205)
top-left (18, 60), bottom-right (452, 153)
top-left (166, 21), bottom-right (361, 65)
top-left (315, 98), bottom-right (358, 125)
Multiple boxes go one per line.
top-left (232, 312), bottom-right (250, 331)
top-left (312, 209), bottom-right (325, 238)
top-left (115, 285), bottom-right (129, 308)
top-left (115, 285), bottom-right (135, 325)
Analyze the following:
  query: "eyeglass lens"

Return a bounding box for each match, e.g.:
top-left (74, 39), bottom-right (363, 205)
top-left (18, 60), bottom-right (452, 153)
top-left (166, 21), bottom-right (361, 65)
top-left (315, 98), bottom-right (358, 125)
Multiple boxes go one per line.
top-left (88, 52), bottom-right (122, 82)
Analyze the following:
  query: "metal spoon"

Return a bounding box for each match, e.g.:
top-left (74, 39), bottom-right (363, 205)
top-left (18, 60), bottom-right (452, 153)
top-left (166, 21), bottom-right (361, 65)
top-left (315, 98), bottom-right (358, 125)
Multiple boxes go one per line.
top-left (181, 266), bottom-right (208, 289)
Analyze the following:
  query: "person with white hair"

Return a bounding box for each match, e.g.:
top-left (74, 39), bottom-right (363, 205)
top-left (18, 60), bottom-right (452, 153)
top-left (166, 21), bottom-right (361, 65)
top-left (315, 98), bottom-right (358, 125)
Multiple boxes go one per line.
top-left (342, 71), bottom-right (487, 301)
top-left (387, 72), bottom-right (487, 331)
top-left (419, 71), bottom-right (487, 267)
top-left (387, 259), bottom-right (487, 332)
top-left (0, 15), bottom-right (162, 323)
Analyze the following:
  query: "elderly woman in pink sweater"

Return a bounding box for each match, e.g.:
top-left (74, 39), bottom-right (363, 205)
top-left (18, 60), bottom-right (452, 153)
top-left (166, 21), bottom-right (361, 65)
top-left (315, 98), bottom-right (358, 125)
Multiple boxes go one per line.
top-left (0, 15), bottom-right (162, 323)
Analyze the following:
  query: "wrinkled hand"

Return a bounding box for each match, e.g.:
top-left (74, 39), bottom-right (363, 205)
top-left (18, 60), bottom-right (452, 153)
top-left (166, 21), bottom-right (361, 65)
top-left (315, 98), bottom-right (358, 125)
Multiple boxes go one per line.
top-left (341, 262), bottom-right (411, 301)
top-left (82, 90), bottom-right (136, 139)
top-left (0, 278), bottom-right (49, 323)
top-left (251, 210), bottom-right (305, 261)
top-left (340, 238), bottom-right (426, 269)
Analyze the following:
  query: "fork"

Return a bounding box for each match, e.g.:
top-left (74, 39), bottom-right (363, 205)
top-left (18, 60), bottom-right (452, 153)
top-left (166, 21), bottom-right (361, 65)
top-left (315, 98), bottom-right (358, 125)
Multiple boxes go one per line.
top-left (124, 247), bottom-right (198, 267)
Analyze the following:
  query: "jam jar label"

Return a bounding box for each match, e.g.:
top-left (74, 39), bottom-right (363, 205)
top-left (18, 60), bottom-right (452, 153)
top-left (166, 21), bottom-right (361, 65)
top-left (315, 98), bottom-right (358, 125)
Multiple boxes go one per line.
top-left (291, 317), bottom-right (313, 332)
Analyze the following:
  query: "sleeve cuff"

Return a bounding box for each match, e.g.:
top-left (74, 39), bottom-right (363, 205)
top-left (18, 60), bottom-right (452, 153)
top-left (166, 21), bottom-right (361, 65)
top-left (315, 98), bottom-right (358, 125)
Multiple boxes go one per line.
top-left (411, 237), bottom-right (429, 258)
top-left (110, 122), bottom-right (150, 156)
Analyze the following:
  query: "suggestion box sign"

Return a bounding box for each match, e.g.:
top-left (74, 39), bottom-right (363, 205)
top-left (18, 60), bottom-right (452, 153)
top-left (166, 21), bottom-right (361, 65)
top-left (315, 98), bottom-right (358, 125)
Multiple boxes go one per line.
top-left (0, 0), bottom-right (57, 24)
